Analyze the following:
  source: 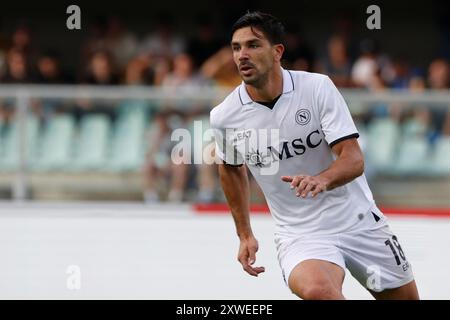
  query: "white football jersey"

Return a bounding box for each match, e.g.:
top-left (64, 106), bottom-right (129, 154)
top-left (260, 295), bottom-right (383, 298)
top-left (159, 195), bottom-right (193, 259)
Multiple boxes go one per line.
top-left (210, 68), bottom-right (384, 240)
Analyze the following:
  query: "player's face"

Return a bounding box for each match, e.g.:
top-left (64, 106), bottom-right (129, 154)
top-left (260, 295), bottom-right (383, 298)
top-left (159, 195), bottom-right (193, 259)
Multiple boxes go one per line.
top-left (231, 26), bottom-right (282, 87)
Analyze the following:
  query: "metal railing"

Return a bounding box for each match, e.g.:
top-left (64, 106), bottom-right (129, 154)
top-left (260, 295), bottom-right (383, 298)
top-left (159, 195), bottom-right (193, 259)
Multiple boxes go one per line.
top-left (0, 84), bottom-right (449, 201)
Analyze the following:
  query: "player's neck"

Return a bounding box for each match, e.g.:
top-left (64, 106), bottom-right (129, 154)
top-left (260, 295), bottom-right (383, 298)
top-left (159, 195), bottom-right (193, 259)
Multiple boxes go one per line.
top-left (246, 66), bottom-right (283, 102)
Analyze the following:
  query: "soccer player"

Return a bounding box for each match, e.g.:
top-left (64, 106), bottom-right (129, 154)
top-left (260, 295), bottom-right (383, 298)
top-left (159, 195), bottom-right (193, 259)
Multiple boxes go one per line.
top-left (210, 11), bottom-right (419, 300)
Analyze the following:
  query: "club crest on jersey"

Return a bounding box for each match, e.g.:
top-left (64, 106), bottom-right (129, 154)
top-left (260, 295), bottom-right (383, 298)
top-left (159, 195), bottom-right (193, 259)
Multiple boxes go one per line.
top-left (295, 109), bottom-right (311, 125)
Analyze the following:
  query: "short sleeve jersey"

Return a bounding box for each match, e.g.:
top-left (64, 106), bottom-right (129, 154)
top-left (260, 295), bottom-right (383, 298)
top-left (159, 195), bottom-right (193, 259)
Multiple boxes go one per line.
top-left (210, 69), bottom-right (381, 239)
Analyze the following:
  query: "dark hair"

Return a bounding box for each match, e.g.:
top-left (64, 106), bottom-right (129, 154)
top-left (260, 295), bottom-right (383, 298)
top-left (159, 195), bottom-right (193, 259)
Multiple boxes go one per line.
top-left (231, 11), bottom-right (286, 45)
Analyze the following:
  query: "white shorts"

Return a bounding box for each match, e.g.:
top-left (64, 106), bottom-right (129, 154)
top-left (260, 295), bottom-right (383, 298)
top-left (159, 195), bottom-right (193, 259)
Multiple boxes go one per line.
top-left (276, 212), bottom-right (414, 293)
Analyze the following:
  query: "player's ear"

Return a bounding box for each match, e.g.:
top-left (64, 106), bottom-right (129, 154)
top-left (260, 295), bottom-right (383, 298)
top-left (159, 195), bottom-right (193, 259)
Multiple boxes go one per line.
top-left (273, 44), bottom-right (284, 62)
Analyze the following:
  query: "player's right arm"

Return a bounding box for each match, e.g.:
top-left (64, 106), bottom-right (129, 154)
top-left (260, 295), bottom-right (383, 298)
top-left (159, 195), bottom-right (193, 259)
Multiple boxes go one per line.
top-left (218, 163), bottom-right (265, 277)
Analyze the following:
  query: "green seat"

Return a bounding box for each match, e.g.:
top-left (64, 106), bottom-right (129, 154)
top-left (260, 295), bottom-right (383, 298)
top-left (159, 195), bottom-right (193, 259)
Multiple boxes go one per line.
top-left (33, 115), bottom-right (75, 171)
top-left (392, 137), bottom-right (429, 175)
top-left (402, 119), bottom-right (427, 138)
top-left (366, 118), bottom-right (400, 171)
top-left (72, 115), bottom-right (111, 170)
top-left (354, 121), bottom-right (368, 153)
top-left (0, 119), bottom-right (4, 159)
top-left (108, 108), bottom-right (146, 171)
top-left (0, 115), bottom-right (40, 171)
top-left (431, 137), bottom-right (450, 175)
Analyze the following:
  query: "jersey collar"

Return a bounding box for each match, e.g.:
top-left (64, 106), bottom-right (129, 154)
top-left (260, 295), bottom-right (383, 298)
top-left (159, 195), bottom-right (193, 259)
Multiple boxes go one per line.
top-left (238, 68), bottom-right (295, 105)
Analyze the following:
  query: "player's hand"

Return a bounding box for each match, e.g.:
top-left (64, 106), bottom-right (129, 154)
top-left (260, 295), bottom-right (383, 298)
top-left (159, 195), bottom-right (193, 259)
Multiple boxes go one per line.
top-left (281, 175), bottom-right (328, 198)
top-left (237, 236), bottom-right (265, 277)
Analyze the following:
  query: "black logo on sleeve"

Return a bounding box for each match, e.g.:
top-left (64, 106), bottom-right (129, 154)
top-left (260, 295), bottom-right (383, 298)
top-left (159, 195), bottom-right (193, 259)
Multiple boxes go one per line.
top-left (295, 109), bottom-right (311, 125)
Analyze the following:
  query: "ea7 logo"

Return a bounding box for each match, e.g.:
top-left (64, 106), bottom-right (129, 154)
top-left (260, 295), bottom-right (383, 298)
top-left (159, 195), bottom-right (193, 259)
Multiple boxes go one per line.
top-left (295, 109), bottom-right (311, 125)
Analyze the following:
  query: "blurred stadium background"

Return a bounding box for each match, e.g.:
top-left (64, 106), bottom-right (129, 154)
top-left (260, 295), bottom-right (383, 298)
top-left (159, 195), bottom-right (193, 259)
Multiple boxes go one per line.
top-left (0, 0), bottom-right (449, 299)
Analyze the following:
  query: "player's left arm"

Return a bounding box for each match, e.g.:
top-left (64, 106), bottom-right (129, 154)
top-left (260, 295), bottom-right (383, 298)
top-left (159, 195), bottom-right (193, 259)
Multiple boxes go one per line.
top-left (281, 138), bottom-right (364, 198)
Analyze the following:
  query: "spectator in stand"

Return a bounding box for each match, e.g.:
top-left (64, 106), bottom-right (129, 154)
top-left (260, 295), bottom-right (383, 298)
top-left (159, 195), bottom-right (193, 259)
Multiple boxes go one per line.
top-left (143, 52), bottom-right (216, 203)
top-left (388, 57), bottom-right (412, 89)
top-left (404, 71), bottom-right (434, 141)
top-left (103, 16), bottom-right (138, 73)
top-left (36, 50), bottom-right (72, 84)
top-left (79, 16), bottom-right (108, 72)
top-left (317, 34), bottom-right (353, 87)
top-left (428, 58), bottom-right (450, 90)
top-left (9, 24), bottom-right (37, 63)
top-left (200, 46), bottom-right (241, 88)
top-left (0, 48), bottom-right (36, 124)
top-left (139, 12), bottom-right (186, 61)
top-left (351, 39), bottom-right (379, 88)
top-left (409, 70), bottom-right (427, 93)
top-left (187, 15), bottom-right (223, 69)
top-left (150, 56), bottom-right (172, 86)
top-left (35, 50), bottom-right (73, 119)
top-left (143, 111), bottom-right (179, 203)
top-left (427, 58), bottom-right (450, 136)
top-left (0, 29), bottom-right (7, 76)
top-left (83, 50), bottom-right (120, 85)
top-left (282, 25), bottom-right (315, 72)
top-left (74, 50), bottom-right (120, 122)
top-left (0, 48), bottom-right (34, 83)
top-left (123, 56), bottom-right (151, 85)
top-left (163, 52), bottom-right (215, 203)
top-left (161, 53), bottom-right (207, 101)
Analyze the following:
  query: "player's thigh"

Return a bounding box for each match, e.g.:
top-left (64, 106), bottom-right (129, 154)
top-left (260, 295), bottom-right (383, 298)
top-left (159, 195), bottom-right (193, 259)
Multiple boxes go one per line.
top-left (340, 224), bottom-right (415, 294)
top-left (369, 279), bottom-right (419, 300)
top-left (288, 259), bottom-right (345, 297)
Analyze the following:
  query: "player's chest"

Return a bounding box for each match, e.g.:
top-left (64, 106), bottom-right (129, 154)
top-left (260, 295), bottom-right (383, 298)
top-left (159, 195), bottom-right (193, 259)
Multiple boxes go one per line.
top-left (237, 96), bottom-right (320, 141)
top-left (230, 98), bottom-right (325, 163)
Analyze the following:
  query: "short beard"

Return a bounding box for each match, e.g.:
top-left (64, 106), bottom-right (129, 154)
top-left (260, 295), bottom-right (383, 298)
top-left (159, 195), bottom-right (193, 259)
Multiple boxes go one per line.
top-left (242, 70), bottom-right (269, 88)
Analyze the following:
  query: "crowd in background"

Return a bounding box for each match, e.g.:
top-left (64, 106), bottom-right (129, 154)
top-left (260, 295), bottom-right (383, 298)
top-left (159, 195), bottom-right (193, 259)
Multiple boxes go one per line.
top-left (0, 14), bottom-right (449, 203)
top-left (0, 15), bottom-right (448, 90)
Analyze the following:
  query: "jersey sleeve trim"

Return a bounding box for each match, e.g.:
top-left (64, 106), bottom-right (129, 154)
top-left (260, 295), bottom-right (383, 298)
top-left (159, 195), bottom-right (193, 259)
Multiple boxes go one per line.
top-left (223, 161), bottom-right (244, 167)
top-left (329, 133), bottom-right (360, 148)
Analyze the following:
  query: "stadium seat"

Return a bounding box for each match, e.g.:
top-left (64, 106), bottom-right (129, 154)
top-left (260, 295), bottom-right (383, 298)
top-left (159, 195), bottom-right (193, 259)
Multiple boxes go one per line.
top-left (0, 119), bottom-right (4, 158)
top-left (0, 115), bottom-right (40, 171)
top-left (107, 108), bottom-right (147, 171)
top-left (33, 114), bottom-right (75, 171)
top-left (366, 118), bottom-right (400, 171)
top-left (431, 136), bottom-right (450, 175)
top-left (72, 115), bottom-right (111, 170)
top-left (354, 121), bottom-right (368, 152)
top-left (402, 118), bottom-right (427, 138)
top-left (391, 137), bottom-right (429, 175)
